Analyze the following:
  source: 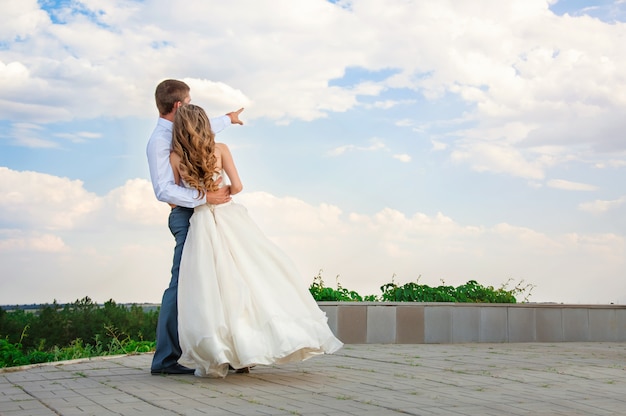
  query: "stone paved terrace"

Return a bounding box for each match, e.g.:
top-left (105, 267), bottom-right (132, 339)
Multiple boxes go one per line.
top-left (1, 343), bottom-right (626, 415)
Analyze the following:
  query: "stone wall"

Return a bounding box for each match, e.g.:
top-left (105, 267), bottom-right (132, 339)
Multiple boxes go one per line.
top-left (317, 302), bottom-right (626, 343)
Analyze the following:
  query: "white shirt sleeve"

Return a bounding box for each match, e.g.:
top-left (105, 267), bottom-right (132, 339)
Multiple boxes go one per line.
top-left (210, 114), bottom-right (229, 135)
top-left (146, 115), bottom-right (230, 208)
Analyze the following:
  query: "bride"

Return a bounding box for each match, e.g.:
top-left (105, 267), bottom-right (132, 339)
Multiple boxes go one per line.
top-left (169, 104), bottom-right (343, 378)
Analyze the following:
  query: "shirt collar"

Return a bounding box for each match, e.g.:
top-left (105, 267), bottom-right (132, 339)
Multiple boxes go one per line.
top-left (157, 117), bottom-right (173, 131)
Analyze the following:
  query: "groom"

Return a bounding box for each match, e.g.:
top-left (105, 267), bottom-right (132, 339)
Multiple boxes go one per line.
top-left (147, 79), bottom-right (244, 375)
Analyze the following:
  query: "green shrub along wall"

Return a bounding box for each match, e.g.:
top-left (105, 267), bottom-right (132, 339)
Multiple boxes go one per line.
top-left (309, 272), bottom-right (534, 303)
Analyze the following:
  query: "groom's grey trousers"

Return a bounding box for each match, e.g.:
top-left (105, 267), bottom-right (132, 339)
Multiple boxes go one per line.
top-left (151, 206), bottom-right (194, 371)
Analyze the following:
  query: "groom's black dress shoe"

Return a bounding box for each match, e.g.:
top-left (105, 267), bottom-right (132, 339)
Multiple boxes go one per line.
top-left (151, 364), bottom-right (195, 375)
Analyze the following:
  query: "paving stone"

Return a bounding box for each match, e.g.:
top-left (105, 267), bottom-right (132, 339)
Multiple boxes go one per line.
top-left (2, 344), bottom-right (626, 416)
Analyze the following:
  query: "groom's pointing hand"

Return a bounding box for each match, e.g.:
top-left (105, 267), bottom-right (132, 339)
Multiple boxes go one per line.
top-left (227, 108), bottom-right (244, 125)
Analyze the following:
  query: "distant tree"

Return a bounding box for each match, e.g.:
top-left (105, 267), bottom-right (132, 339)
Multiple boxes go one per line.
top-left (29, 301), bottom-right (64, 349)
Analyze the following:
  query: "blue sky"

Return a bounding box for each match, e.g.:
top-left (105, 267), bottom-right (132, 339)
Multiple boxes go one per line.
top-left (1, 0), bottom-right (626, 304)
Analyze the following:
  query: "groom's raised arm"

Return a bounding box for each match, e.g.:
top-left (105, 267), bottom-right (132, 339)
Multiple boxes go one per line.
top-left (209, 109), bottom-right (244, 134)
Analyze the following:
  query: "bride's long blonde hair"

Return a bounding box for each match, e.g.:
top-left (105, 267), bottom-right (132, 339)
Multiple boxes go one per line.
top-left (171, 104), bottom-right (219, 198)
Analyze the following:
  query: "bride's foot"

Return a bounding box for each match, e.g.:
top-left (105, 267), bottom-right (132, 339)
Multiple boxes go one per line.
top-left (235, 367), bottom-right (250, 373)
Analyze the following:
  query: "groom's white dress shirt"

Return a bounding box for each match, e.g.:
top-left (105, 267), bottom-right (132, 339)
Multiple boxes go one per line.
top-left (147, 115), bottom-right (229, 208)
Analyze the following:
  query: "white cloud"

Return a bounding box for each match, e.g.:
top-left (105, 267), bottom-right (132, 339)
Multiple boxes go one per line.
top-left (0, 0), bottom-right (50, 40)
top-left (393, 154), bottom-right (411, 163)
top-left (327, 138), bottom-right (411, 163)
top-left (0, 230), bottom-right (67, 253)
top-left (0, 170), bottom-right (173, 304)
top-left (104, 178), bottom-right (171, 226)
top-left (595, 159), bottom-right (626, 169)
top-left (579, 196), bottom-right (626, 214)
top-left (395, 119), bottom-right (413, 127)
top-left (0, 167), bottom-right (101, 230)
top-left (54, 131), bottom-right (102, 143)
top-left (327, 138), bottom-right (387, 156)
top-left (184, 78), bottom-right (253, 117)
top-left (3, 123), bottom-right (57, 148)
top-left (327, 144), bottom-right (354, 157)
top-left (431, 140), bottom-right (447, 151)
top-left (451, 142), bottom-right (545, 179)
top-left (1, 0), bottom-right (625, 183)
top-left (367, 99), bottom-right (416, 110)
top-left (547, 179), bottom-right (598, 191)
top-left (1, 169), bottom-right (626, 304)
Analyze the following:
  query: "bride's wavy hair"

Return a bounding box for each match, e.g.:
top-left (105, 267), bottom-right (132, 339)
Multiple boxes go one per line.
top-left (172, 104), bottom-right (219, 198)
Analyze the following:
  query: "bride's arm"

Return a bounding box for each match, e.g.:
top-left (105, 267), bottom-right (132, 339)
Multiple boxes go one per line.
top-left (217, 143), bottom-right (243, 195)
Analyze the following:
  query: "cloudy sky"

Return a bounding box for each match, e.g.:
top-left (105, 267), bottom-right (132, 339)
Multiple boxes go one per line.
top-left (1, 0), bottom-right (626, 305)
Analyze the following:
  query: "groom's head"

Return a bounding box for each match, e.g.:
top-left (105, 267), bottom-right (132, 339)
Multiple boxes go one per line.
top-left (155, 79), bottom-right (191, 117)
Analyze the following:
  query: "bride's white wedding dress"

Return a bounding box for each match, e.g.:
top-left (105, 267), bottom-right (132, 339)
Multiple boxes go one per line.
top-left (177, 173), bottom-right (343, 378)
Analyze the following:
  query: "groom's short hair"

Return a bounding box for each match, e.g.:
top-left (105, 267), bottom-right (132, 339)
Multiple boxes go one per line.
top-left (155, 79), bottom-right (190, 116)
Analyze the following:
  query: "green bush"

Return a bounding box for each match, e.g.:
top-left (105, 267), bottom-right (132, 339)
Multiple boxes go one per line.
top-left (309, 273), bottom-right (534, 303)
top-left (309, 271), bottom-right (366, 301)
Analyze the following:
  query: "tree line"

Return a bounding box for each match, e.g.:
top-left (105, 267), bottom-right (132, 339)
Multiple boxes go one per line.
top-left (0, 296), bottom-right (158, 367)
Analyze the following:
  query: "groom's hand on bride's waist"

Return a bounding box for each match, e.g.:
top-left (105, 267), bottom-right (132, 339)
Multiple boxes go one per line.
top-left (206, 184), bottom-right (232, 205)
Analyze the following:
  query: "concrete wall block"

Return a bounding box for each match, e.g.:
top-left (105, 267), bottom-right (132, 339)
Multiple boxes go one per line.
top-left (337, 304), bottom-right (367, 344)
top-left (452, 306), bottom-right (480, 343)
top-left (588, 309), bottom-right (617, 341)
top-left (536, 308), bottom-right (563, 342)
top-left (508, 307), bottom-right (536, 342)
top-left (562, 308), bottom-right (589, 342)
top-left (425, 306), bottom-right (453, 343)
top-left (480, 307), bottom-right (508, 342)
top-left (366, 305), bottom-right (396, 343)
top-left (396, 305), bottom-right (425, 344)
